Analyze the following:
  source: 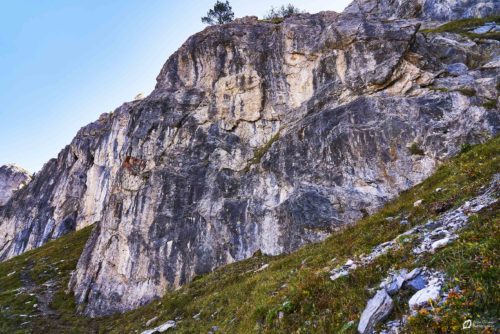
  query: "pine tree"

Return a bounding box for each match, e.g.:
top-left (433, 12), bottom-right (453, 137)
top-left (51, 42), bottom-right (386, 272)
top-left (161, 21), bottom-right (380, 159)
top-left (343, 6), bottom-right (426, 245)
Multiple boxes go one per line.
top-left (201, 1), bottom-right (235, 25)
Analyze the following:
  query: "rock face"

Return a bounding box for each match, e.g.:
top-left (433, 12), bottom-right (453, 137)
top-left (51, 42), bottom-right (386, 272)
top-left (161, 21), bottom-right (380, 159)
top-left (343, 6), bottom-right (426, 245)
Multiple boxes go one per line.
top-left (0, 165), bottom-right (31, 206)
top-left (0, 0), bottom-right (498, 317)
top-left (0, 113), bottom-right (119, 259)
top-left (345, 0), bottom-right (500, 21)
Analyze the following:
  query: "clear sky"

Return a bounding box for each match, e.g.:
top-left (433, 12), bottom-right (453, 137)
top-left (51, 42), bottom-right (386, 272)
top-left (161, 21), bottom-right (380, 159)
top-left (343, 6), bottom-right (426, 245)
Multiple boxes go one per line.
top-left (0, 0), bottom-right (351, 172)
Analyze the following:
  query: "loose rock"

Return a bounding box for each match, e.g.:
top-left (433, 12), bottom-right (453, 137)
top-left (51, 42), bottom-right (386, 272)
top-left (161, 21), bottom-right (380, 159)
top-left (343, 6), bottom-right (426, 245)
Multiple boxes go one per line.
top-left (145, 316), bottom-right (159, 327)
top-left (471, 23), bottom-right (496, 34)
top-left (141, 320), bottom-right (176, 334)
top-left (254, 264), bottom-right (269, 273)
top-left (431, 237), bottom-right (450, 252)
top-left (405, 275), bottom-right (427, 292)
top-left (409, 285), bottom-right (441, 310)
top-left (358, 289), bottom-right (394, 334)
top-left (380, 269), bottom-right (408, 296)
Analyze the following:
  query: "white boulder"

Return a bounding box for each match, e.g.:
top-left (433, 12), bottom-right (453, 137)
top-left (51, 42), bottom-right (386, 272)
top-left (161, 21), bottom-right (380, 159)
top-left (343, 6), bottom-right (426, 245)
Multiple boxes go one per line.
top-left (358, 289), bottom-right (394, 334)
top-left (409, 285), bottom-right (441, 309)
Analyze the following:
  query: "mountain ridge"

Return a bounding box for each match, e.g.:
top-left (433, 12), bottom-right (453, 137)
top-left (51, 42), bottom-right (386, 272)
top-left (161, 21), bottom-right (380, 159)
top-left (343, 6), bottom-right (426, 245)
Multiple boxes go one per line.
top-left (0, 165), bottom-right (31, 207)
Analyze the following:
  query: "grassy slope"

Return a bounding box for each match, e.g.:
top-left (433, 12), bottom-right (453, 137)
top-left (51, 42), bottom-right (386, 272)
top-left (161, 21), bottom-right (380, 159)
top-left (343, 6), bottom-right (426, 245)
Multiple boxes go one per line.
top-left (421, 16), bottom-right (500, 41)
top-left (0, 225), bottom-right (94, 333)
top-left (0, 136), bottom-right (498, 334)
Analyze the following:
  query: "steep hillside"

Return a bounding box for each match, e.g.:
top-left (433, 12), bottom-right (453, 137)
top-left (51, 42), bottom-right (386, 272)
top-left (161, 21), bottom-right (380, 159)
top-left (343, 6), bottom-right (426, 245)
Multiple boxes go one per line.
top-left (0, 137), bottom-right (497, 333)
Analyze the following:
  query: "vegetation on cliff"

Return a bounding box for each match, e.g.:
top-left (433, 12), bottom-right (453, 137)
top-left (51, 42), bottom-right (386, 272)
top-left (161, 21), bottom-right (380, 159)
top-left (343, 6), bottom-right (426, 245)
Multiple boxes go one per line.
top-left (422, 15), bottom-right (500, 40)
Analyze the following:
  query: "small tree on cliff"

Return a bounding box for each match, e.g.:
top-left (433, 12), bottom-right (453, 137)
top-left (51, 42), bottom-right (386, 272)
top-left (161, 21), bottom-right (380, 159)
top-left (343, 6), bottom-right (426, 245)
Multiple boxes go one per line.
top-left (264, 4), bottom-right (302, 20)
top-left (201, 1), bottom-right (235, 25)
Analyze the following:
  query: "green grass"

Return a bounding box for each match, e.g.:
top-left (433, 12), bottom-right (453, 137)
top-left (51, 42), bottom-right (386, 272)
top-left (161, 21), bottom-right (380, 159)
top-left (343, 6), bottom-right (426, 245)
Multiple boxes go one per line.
top-left (456, 88), bottom-right (476, 97)
top-left (408, 143), bottom-right (425, 156)
top-left (406, 204), bottom-right (499, 333)
top-left (258, 18), bottom-right (284, 24)
top-left (429, 87), bottom-right (449, 93)
top-left (421, 16), bottom-right (500, 41)
top-left (0, 225), bottom-right (94, 333)
top-left (429, 86), bottom-right (483, 99)
top-left (244, 131), bottom-right (280, 172)
top-left (482, 99), bottom-right (497, 110)
top-left (0, 137), bottom-right (498, 333)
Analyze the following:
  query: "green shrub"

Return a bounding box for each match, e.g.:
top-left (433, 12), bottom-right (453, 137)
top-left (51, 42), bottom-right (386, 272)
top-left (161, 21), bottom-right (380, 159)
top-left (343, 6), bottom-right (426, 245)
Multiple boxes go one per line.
top-left (264, 4), bottom-right (302, 21)
top-left (460, 143), bottom-right (473, 154)
top-left (429, 87), bottom-right (449, 93)
top-left (408, 143), bottom-right (425, 156)
top-left (259, 17), bottom-right (284, 24)
top-left (457, 88), bottom-right (476, 97)
top-left (244, 131), bottom-right (280, 171)
top-left (482, 99), bottom-right (497, 110)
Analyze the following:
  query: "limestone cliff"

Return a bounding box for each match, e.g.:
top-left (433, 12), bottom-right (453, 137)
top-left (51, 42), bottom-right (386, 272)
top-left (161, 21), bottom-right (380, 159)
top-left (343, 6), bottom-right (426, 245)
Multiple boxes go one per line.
top-left (0, 0), bottom-right (498, 317)
top-left (0, 165), bottom-right (31, 207)
top-left (345, 0), bottom-right (499, 21)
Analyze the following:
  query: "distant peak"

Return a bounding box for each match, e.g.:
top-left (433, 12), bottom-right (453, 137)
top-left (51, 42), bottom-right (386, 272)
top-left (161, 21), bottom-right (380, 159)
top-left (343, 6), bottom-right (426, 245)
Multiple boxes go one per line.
top-left (1, 163), bottom-right (31, 176)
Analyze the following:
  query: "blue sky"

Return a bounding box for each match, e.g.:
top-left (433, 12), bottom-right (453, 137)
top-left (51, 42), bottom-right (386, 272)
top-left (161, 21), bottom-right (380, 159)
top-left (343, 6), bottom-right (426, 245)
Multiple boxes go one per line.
top-left (0, 0), bottom-right (351, 172)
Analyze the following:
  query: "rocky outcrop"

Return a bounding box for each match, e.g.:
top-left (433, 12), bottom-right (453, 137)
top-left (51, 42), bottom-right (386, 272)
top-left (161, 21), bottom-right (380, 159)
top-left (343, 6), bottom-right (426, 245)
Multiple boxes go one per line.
top-left (345, 0), bottom-right (500, 22)
top-left (0, 165), bottom-right (31, 206)
top-left (334, 175), bottom-right (499, 333)
top-left (0, 0), bottom-right (498, 317)
top-left (0, 112), bottom-right (121, 259)
top-left (330, 175), bottom-right (499, 284)
top-left (358, 268), bottom-right (447, 334)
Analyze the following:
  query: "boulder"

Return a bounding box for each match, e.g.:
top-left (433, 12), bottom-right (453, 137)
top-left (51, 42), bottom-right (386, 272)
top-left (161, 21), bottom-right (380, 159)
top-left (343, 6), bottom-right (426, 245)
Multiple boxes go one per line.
top-left (413, 200), bottom-right (423, 207)
top-left (405, 268), bottom-right (422, 281)
top-left (431, 237), bottom-right (451, 252)
top-left (405, 274), bottom-right (428, 292)
top-left (472, 24), bottom-right (496, 34)
top-left (381, 269), bottom-right (408, 295)
top-left (156, 321), bottom-right (176, 333)
top-left (446, 63), bottom-right (469, 76)
top-left (409, 285), bottom-right (441, 309)
top-left (330, 259), bottom-right (358, 281)
top-left (358, 289), bottom-right (394, 334)
top-left (145, 316), bottom-right (159, 327)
